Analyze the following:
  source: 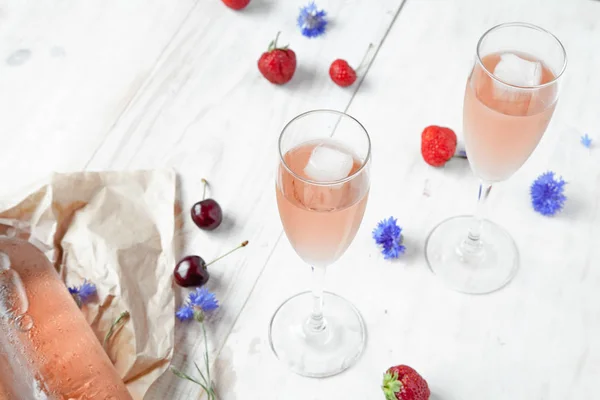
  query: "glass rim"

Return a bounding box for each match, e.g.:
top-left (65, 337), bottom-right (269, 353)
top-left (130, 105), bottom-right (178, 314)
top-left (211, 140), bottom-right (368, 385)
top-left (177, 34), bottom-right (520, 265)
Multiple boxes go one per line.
top-left (476, 22), bottom-right (567, 90)
top-left (278, 109), bottom-right (372, 186)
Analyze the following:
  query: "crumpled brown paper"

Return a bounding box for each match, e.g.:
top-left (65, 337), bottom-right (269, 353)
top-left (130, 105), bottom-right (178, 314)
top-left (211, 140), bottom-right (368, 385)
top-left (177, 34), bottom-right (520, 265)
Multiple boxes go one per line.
top-left (0, 171), bottom-right (178, 400)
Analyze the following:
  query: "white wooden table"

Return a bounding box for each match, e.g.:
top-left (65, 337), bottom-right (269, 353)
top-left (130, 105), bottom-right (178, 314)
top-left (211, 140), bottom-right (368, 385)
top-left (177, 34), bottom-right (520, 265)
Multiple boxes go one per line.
top-left (1, 0), bottom-right (599, 398)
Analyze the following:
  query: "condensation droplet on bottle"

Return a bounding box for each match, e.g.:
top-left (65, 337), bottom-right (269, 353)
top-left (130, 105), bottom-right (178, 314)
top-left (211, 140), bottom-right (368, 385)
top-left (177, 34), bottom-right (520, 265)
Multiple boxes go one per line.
top-left (0, 268), bottom-right (29, 317)
top-left (0, 252), bottom-right (10, 271)
top-left (15, 314), bottom-right (33, 331)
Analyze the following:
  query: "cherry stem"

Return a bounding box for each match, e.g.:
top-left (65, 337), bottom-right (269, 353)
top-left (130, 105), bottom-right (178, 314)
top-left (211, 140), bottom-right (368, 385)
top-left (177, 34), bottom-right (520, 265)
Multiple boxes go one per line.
top-left (201, 178), bottom-right (208, 201)
top-left (205, 241), bottom-right (249, 267)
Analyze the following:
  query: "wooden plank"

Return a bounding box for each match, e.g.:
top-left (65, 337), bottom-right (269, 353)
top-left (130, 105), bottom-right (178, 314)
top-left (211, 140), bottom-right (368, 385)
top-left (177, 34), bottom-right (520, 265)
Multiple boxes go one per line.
top-left (218, 0), bottom-right (600, 399)
top-left (0, 0), bottom-right (197, 190)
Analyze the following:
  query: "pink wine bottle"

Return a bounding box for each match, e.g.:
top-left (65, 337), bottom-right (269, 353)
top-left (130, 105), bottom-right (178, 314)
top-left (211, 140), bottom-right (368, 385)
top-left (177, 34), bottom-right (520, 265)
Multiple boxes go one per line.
top-left (0, 236), bottom-right (132, 400)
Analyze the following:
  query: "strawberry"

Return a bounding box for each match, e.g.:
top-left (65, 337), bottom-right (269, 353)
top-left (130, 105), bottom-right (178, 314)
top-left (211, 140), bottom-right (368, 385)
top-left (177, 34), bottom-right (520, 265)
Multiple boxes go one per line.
top-left (329, 59), bottom-right (357, 87)
top-left (421, 125), bottom-right (457, 167)
top-left (221, 0), bottom-right (250, 10)
top-left (257, 33), bottom-right (296, 85)
top-left (382, 365), bottom-right (430, 400)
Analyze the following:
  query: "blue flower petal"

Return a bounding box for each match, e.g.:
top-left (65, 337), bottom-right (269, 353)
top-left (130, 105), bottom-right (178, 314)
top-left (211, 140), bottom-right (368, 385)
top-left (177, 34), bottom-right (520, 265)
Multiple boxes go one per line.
top-left (530, 171), bottom-right (567, 216)
top-left (372, 225), bottom-right (385, 243)
top-left (176, 305), bottom-right (194, 322)
top-left (297, 2), bottom-right (328, 38)
top-left (581, 134), bottom-right (592, 149)
top-left (383, 242), bottom-right (406, 260)
top-left (77, 280), bottom-right (97, 303)
top-left (188, 289), bottom-right (200, 305)
top-left (68, 280), bottom-right (97, 305)
top-left (188, 288), bottom-right (219, 313)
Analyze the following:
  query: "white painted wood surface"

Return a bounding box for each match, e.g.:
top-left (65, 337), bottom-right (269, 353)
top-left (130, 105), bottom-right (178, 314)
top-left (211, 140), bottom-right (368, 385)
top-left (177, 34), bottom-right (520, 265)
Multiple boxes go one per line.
top-left (1, 0), bottom-right (599, 398)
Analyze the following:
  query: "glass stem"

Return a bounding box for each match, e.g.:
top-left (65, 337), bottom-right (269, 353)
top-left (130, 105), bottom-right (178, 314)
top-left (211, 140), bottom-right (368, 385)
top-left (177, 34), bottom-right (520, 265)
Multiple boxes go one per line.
top-left (308, 265), bottom-right (326, 332)
top-left (463, 181), bottom-right (492, 253)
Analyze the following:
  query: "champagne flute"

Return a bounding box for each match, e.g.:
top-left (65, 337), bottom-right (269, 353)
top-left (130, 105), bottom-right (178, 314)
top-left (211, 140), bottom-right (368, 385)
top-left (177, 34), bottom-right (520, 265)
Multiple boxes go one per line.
top-left (270, 110), bottom-right (371, 377)
top-left (425, 22), bottom-right (567, 294)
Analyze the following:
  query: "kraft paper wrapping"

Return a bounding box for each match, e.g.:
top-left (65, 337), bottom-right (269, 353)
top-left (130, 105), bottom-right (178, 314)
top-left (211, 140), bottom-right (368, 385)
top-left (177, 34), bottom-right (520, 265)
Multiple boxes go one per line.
top-left (0, 170), bottom-right (178, 400)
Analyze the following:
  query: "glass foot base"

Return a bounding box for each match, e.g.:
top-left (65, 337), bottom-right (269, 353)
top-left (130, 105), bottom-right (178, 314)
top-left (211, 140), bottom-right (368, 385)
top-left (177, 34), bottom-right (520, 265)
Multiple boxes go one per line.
top-left (268, 291), bottom-right (366, 378)
top-left (425, 215), bottom-right (519, 294)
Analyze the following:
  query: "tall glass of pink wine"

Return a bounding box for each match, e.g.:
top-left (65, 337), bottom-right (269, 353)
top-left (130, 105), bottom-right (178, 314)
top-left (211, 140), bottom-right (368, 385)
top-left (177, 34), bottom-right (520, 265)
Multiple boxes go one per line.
top-left (426, 22), bottom-right (567, 294)
top-left (271, 110), bottom-right (371, 377)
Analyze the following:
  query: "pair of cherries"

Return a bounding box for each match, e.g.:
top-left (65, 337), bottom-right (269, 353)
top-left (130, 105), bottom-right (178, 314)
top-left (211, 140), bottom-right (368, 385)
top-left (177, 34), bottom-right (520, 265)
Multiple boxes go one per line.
top-left (174, 179), bottom-right (248, 287)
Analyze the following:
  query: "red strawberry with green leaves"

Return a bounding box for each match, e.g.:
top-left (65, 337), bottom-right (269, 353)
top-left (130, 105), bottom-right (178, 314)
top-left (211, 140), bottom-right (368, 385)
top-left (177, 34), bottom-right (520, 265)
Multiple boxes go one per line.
top-left (421, 125), bottom-right (457, 167)
top-left (221, 0), bottom-right (250, 10)
top-left (258, 33), bottom-right (296, 85)
top-left (382, 365), bottom-right (430, 400)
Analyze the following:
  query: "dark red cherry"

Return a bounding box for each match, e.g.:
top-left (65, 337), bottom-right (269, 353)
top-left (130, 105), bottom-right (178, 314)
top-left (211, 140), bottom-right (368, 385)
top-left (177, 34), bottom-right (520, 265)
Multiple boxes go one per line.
top-left (191, 179), bottom-right (223, 230)
top-left (191, 199), bottom-right (223, 230)
top-left (174, 256), bottom-right (209, 287)
top-left (173, 241), bottom-right (249, 287)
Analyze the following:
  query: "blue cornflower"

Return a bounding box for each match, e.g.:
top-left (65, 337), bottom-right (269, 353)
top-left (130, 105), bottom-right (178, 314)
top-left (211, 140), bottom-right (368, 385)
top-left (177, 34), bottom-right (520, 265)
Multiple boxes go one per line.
top-left (189, 288), bottom-right (219, 312)
top-left (69, 280), bottom-right (97, 305)
top-left (78, 281), bottom-right (97, 302)
top-left (176, 288), bottom-right (219, 322)
top-left (530, 171), bottom-right (567, 216)
top-left (175, 306), bottom-right (194, 322)
top-left (297, 2), bottom-right (328, 38)
top-left (171, 288), bottom-right (220, 396)
top-left (373, 217), bottom-right (405, 259)
top-left (581, 134), bottom-right (592, 149)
